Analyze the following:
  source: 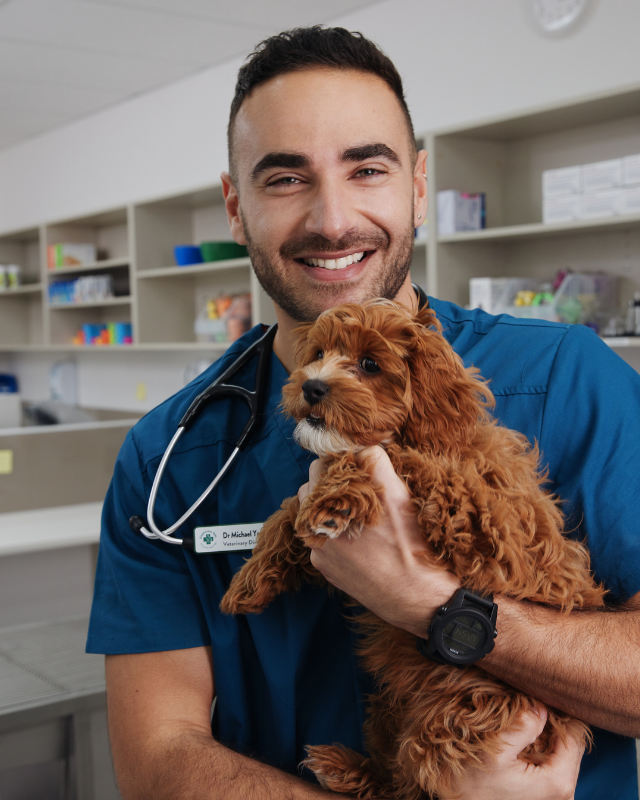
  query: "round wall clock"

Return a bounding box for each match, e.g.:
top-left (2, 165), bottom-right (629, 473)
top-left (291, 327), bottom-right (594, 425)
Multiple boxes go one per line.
top-left (527, 0), bottom-right (594, 37)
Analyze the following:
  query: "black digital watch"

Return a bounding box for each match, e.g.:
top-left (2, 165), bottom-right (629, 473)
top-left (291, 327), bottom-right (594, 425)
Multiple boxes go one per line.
top-left (416, 588), bottom-right (498, 667)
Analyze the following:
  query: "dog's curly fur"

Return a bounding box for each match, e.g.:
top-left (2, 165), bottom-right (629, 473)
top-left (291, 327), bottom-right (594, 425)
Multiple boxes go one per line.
top-left (220, 300), bottom-right (606, 799)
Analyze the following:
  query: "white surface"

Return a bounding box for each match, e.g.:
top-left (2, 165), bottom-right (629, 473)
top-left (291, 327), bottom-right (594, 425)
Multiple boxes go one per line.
top-left (0, 502), bottom-right (102, 556)
top-left (3, 0), bottom-right (640, 233)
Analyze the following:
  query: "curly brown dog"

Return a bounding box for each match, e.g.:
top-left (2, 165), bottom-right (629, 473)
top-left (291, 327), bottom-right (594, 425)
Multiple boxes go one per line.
top-left (220, 299), bottom-right (606, 799)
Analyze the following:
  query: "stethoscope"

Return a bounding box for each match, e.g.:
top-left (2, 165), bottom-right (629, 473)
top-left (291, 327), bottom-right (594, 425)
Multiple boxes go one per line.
top-left (129, 285), bottom-right (428, 547)
top-left (128, 322), bottom-right (278, 545)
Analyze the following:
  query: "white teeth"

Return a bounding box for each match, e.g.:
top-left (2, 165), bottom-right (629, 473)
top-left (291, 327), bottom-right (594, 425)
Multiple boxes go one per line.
top-left (302, 252), bottom-right (365, 269)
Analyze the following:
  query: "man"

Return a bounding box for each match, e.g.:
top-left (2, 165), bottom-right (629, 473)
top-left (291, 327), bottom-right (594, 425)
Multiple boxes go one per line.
top-left (88, 27), bottom-right (640, 799)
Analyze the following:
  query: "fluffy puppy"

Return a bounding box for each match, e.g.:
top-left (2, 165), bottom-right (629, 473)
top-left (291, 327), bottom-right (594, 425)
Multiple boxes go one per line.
top-left (220, 300), bottom-right (606, 799)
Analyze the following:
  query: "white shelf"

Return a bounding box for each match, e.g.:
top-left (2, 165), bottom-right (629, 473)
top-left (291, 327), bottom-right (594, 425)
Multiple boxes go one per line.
top-left (48, 296), bottom-right (132, 310)
top-left (438, 214), bottom-right (640, 244)
top-left (0, 502), bottom-right (102, 556)
top-left (138, 257), bottom-right (252, 279)
top-left (0, 283), bottom-right (42, 296)
top-left (46, 257), bottom-right (129, 277)
top-left (601, 337), bottom-right (640, 348)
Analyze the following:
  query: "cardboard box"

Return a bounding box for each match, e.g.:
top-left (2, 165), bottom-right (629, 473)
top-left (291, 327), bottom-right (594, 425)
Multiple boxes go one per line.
top-left (47, 243), bottom-right (97, 270)
top-left (437, 190), bottom-right (485, 236)
top-left (542, 166), bottom-right (582, 197)
top-left (580, 189), bottom-right (625, 220)
top-left (623, 154), bottom-right (640, 187)
top-left (543, 194), bottom-right (581, 224)
top-left (582, 159), bottom-right (623, 194)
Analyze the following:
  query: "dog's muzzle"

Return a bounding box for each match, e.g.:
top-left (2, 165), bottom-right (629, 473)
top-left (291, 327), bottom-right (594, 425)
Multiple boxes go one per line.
top-left (302, 379), bottom-right (329, 406)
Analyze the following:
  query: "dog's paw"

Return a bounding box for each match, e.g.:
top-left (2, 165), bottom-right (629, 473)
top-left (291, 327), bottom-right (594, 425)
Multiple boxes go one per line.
top-left (301, 493), bottom-right (372, 540)
top-left (304, 745), bottom-right (390, 799)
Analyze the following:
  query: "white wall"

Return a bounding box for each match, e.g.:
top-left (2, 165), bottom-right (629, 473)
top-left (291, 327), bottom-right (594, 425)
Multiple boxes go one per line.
top-left (3, 0), bottom-right (640, 409)
top-left (1, 0), bottom-right (640, 233)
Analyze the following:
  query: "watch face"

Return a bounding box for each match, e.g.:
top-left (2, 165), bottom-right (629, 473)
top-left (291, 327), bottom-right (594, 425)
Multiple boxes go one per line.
top-left (442, 614), bottom-right (488, 656)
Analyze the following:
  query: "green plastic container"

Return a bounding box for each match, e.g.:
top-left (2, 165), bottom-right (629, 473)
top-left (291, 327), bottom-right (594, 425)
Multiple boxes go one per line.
top-left (199, 241), bottom-right (248, 262)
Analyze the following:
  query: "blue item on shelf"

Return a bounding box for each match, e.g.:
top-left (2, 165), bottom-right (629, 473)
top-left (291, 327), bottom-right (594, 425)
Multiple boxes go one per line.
top-left (173, 245), bottom-right (203, 267)
top-left (0, 374), bottom-right (18, 393)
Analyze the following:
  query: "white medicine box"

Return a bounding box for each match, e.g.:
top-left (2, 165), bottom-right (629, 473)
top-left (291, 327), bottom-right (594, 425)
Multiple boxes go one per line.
top-left (580, 190), bottom-right (625, 220)
top-left (0, 394), bottom-right (21, 428)
top-left (542, 166), bottom-right (582, 197)
top-left (437, 190), bottom-right (485, 236)
top-left (623, 154), bottom-right (640, 187)
top-left (543, 194), bottom-right (581, 224)
top-left (469, 278), bottom-right (537, 315)
top-left (582, 159), bottom-right (623, 194)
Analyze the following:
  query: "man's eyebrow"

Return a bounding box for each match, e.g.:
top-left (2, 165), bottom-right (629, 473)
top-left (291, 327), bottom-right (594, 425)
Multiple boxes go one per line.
top-left (251, 152), bottom-right (310, 180)
top-left (340, 143), bottom-right (401, 166)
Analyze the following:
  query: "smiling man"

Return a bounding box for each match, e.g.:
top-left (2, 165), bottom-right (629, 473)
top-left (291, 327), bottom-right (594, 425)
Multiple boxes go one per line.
top-left (89, 26), bottom-right (640, 800)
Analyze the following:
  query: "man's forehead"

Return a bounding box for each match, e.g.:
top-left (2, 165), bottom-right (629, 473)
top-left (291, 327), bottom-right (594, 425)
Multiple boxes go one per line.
top-left (232, 68), bottom-right (412, 171)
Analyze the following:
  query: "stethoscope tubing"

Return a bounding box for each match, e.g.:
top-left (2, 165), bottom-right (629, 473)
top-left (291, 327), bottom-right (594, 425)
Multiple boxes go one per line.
top-left (132, 321), bottom-right (278, 545)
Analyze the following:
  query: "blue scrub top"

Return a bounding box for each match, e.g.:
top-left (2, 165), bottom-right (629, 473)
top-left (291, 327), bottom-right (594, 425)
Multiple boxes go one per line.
top-left (88, 298), bottom-right (640, 800)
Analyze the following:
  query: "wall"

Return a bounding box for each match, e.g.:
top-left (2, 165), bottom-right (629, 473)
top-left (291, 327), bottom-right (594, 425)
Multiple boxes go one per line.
top-left (2, 0), bottom-right (640, 409)
top-left (2, 0), bottom-right (640, 233)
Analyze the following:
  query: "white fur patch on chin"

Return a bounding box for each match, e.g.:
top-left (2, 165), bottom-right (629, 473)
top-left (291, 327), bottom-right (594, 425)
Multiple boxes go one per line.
top-left (293, 419), bottom-right (357, 457)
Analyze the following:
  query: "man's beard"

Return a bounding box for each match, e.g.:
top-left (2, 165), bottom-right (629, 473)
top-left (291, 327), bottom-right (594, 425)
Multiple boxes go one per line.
top-left (243, 221), bottom-right (415, 323)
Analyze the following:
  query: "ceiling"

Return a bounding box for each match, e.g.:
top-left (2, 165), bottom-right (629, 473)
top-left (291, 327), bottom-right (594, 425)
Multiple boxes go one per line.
top-left (0, 0), bottom-right (382, 151)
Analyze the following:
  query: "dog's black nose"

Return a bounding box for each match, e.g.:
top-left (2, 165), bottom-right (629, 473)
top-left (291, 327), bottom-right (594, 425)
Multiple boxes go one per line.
top-left (302, 379), bottom-right (329, 405)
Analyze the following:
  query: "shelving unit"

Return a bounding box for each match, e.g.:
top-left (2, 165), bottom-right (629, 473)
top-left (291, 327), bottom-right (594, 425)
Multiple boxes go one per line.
top-left (2, 82), bottom-right (640, 357)
top-left (425, 84), bottom-right (640, 334)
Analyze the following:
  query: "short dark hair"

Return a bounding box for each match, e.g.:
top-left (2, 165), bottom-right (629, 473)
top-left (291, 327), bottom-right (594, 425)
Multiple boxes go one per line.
top-left (228, 26), bottom-right (416, 178)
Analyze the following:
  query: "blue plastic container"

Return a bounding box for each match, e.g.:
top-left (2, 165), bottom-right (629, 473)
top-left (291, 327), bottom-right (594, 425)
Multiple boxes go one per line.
top-left (173, 245), bottom-right (203, 267)
top-left (0, 374), bottom-right (18, 393)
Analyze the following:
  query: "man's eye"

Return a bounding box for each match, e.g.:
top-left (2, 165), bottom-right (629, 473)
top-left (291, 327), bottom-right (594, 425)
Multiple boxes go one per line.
top-left (360, 357), bottom-right (380, 374)
top-left (355, 167), bottom-right (384, 178)
top-left (268, 176), bottom-right (300, 186)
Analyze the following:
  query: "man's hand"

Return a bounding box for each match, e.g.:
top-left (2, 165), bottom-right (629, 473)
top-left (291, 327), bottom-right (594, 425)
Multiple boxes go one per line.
top-left (441, 706), bottom-right (584, 800)
top-left (300, 446), bottom-right (459, 638)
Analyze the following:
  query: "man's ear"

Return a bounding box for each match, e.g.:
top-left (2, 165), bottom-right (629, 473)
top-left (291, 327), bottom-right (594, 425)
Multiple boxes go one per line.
top-left (221, 172), bottom-right (247, 245)
top-left (413, 149), bottom-right (428, 229)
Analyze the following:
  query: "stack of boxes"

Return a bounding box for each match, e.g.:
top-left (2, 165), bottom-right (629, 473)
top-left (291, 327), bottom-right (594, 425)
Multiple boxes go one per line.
top-left (543, 155), bottom-right (640, 224)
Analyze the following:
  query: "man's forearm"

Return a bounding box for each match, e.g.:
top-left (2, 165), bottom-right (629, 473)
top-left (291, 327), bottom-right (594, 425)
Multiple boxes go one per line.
top-left (480, 594), bottom-right (640, 737)
top-left (118, 728), bottom-right (335, 800)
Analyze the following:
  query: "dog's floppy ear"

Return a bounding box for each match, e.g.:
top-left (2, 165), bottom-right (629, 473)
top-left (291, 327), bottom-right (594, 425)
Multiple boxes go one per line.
top-left (292, 322), bottom-right (316, 366)
top-left (401, 309), bottom-right (494, 454)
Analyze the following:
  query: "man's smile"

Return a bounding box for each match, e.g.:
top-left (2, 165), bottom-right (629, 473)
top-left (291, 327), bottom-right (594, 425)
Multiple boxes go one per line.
top-left (300, 251), bottom-right (367, 270)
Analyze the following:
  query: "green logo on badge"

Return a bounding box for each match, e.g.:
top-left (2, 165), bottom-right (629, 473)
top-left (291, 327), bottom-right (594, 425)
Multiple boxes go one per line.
top-left (201, 531), bottom-right (217, 547)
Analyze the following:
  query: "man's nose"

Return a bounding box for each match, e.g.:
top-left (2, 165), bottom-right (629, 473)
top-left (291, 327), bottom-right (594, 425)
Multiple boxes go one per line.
top-left (304, 179), bottom-right (358, 242)
top-left (302, 379), bottom-right (330, 405)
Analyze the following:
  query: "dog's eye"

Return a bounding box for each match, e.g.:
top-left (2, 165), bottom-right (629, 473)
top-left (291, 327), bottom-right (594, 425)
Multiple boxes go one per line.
top-left (316, 350), bottom-right (324, 360)
top-left (360, 357), bottom-right (380, 374)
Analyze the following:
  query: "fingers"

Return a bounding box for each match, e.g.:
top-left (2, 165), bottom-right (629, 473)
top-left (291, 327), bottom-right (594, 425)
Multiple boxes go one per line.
top-left (498, 704), bottom-right (548, 757)
top-left (543, 727), bottom-right (585, 798)
top-left (298, 458), bottom-right (327, 503)
top-left (356, 446), bottom-right (410, 503)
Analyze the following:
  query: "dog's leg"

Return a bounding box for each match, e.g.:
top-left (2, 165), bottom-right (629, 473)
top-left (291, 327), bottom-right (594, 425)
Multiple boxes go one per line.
top-left (295, 453), bottom-right (382, 547)
top-left (303, 745), bottom-right (395, 800)
top-left (220, 497), bottom-right (323, 615)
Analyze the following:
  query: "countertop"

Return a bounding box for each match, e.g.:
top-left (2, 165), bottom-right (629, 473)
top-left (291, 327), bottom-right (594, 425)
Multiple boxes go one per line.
top-left (0, 502), bottom-right (102, 556)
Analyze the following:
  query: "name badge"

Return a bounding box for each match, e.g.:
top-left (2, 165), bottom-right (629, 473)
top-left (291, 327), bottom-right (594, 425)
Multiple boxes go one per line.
top-left (193, 523), bottom-right (262, 554)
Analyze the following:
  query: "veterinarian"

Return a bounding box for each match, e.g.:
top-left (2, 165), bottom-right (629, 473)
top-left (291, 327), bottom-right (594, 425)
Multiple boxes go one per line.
top-left (88, 27), bottom-right (640, 800)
